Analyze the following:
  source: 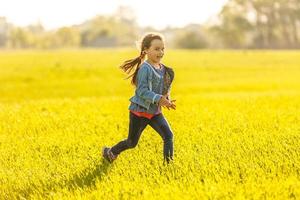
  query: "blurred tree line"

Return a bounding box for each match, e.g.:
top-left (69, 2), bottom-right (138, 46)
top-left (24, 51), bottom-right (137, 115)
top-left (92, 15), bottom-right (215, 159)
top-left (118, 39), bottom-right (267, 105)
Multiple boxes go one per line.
top-left (0, 7), bottom-right (139, 49)
top-left (0, 1), bottom-right (299, 49)
top-left (211, 0), bottom-right (300, 48)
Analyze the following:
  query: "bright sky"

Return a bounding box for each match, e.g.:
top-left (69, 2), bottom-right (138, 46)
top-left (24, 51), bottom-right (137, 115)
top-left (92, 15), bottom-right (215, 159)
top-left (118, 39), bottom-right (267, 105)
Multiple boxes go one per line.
top-left (0, 0), bottom-right (228, 30)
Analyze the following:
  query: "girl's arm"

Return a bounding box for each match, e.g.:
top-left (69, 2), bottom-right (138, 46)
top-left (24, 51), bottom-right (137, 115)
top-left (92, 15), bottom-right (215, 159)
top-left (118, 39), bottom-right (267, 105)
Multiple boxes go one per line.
top-left (136, 66), bottom-right (162, 105)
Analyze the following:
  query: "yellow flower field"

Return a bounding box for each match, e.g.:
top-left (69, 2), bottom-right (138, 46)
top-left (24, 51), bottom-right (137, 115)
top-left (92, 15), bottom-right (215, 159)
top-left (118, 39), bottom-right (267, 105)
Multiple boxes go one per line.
top-left (0, 49), bottom-right (300, 199)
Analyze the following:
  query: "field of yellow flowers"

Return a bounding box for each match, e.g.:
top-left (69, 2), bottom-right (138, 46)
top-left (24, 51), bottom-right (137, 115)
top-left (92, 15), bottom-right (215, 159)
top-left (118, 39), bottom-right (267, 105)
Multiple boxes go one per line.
top-left (0, 49), bottom-right (300, 199)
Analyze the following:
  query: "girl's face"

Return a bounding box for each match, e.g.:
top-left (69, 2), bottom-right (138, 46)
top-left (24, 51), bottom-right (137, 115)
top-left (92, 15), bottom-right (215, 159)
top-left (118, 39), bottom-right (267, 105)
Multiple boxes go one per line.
top-left (145, 39), bottom-right (165, 64)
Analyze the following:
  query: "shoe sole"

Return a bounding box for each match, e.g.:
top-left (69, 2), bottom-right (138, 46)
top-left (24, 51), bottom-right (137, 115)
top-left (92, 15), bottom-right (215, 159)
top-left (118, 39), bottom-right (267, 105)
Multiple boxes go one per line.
top-left (102, 147), bottom-right (112, 163)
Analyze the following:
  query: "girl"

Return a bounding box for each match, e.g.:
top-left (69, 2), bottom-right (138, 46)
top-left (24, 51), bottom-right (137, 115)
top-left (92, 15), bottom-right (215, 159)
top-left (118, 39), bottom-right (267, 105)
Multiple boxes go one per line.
top-left (102, 33), bottom-right (176, 164)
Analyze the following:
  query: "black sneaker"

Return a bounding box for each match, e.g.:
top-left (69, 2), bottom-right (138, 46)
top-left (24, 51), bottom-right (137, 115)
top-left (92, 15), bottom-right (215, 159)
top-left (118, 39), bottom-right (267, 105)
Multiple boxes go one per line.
top-left (164, 156), bottom-right (174, 165)
top-left (102, 147), bottom-right (118, 163)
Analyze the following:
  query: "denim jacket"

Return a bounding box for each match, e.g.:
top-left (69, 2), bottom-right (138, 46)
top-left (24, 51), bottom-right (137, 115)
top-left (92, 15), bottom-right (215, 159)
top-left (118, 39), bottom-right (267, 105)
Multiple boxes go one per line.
top-left (128, 61), bottom-right (174, 114)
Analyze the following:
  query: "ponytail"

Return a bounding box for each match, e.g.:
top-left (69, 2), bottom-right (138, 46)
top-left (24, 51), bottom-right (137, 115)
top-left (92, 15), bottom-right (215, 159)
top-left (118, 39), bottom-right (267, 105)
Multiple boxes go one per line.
top-left (119, 51), bottom-right (146, 86)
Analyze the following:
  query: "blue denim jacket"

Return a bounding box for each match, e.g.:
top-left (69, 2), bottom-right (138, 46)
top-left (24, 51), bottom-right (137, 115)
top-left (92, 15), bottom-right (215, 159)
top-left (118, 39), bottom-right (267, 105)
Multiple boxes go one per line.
top-left (128, 61), bottom-right (174, 114)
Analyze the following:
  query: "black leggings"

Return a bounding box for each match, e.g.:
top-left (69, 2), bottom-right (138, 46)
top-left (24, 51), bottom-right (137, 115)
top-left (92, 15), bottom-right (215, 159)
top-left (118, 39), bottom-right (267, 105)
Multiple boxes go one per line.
top-left (110, 111), bottom-right (174, 162)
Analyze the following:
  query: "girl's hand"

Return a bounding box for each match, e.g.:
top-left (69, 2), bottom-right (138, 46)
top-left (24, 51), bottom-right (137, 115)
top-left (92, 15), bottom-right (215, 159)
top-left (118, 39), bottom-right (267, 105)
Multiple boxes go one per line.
top-left (159, 94), bottom-right (176, 110)
top-left (164, 99), bottom-right (176, 110)
top-left (158, 95), bottom-right (169, 107)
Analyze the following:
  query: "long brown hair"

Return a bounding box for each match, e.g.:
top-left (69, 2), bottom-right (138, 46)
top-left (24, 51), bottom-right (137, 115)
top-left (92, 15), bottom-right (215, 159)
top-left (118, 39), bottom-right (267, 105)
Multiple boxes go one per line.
top-left (120, 32), bottom-right (164, 86)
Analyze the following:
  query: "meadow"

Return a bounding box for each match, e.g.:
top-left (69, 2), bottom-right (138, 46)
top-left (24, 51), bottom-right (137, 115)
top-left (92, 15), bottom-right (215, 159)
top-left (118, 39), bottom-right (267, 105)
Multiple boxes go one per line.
top-left (0, 49), bottom-right (300, 199)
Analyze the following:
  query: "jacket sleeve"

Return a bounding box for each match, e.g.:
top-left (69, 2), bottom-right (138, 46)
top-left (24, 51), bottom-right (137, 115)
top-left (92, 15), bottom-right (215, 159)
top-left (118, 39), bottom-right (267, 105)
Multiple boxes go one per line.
top-left (165, 66), bottom-right (174, 101)
top-left (136, 65), bottom-right (162, 105)
top-left (166, 85), bottom-right (172, 100)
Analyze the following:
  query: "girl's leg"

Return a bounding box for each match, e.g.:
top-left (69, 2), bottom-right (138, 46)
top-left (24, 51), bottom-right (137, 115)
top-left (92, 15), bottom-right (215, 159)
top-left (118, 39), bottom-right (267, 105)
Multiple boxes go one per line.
top-left (149, 113), bottom-right (174, 163)
top-left (110, 112), bottom-right (149, 156)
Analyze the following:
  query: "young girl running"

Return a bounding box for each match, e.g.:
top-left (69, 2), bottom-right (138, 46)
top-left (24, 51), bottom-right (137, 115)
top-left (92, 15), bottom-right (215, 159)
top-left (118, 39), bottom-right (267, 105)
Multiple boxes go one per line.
top-left (102, 33), bottom-right (176, 164)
